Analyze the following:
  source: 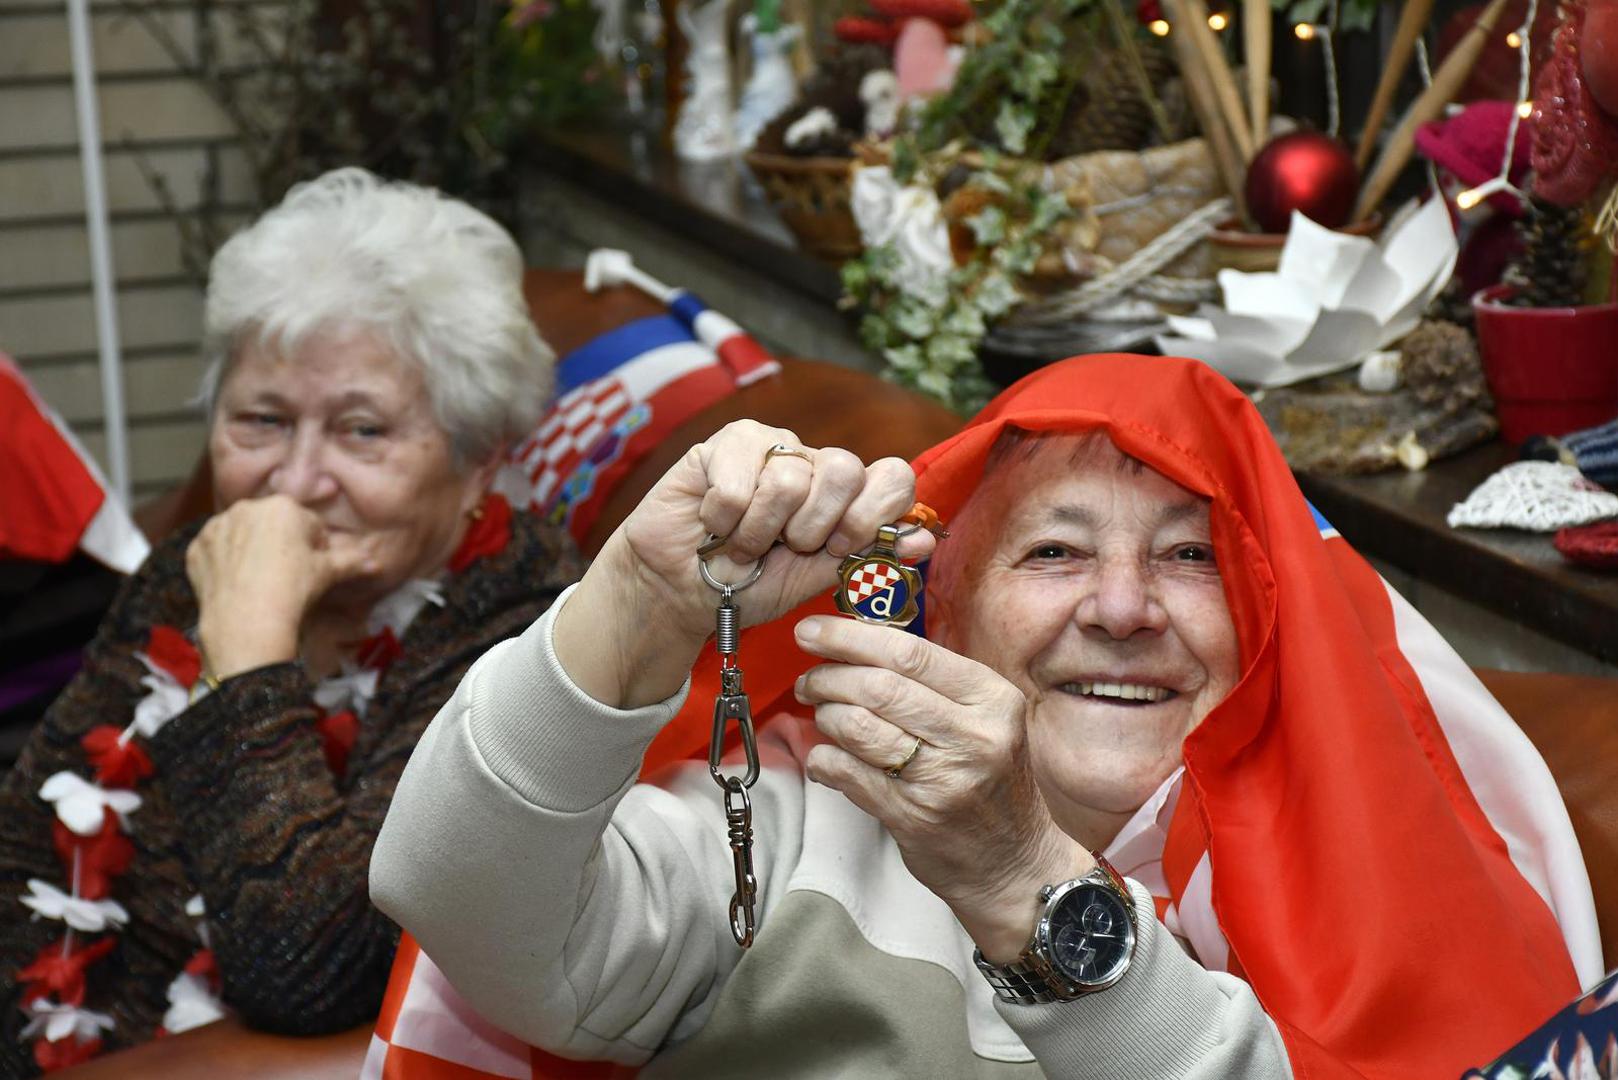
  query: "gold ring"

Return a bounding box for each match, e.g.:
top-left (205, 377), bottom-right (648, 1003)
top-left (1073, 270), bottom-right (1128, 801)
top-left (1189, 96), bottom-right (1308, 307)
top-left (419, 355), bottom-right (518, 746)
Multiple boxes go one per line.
top-left (885, 735), bottom-right (924, 779)
top-left (764, 443), bottom-right (814, 466)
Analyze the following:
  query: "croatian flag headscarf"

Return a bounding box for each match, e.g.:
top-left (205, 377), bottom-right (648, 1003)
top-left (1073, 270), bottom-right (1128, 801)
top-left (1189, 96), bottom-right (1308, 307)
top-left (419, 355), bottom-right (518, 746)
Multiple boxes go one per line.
top-left (369, 354), bottom-right (1601, 1080)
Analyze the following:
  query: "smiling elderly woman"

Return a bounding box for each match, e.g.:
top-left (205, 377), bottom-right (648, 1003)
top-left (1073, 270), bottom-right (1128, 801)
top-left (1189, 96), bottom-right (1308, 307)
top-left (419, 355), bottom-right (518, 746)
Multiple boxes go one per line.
top-left (371, 355), bottom-right (1601, 1079)
top-left (0, 169), bottom-right (580, 1073)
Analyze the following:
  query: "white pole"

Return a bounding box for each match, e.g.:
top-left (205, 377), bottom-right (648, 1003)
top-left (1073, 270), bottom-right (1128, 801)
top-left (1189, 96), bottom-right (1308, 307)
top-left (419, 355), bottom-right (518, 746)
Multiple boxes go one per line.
top-left (65, 0), bottom-right (131, 503)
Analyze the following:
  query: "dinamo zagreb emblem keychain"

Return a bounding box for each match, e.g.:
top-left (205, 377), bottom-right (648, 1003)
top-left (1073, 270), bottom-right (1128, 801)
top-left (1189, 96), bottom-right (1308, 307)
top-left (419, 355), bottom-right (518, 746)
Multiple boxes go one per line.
top-left (836, 524), bottom-right (923, 627)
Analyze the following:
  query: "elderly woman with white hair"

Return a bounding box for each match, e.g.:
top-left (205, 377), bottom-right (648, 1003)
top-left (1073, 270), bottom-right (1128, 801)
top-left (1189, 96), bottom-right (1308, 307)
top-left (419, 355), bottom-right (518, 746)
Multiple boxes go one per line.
top-left (0, 168), bottom-right (579, 1074)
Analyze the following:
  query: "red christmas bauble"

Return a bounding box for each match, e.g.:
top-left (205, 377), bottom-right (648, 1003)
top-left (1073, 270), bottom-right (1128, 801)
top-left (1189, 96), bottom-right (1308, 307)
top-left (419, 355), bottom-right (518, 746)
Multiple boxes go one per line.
top-left (1531, 0), bottom-right (1618, 206)
top-left (1581, 0), bottom-right (1618, 117)
top-left (1243, 132), bottom-right (1360, 233)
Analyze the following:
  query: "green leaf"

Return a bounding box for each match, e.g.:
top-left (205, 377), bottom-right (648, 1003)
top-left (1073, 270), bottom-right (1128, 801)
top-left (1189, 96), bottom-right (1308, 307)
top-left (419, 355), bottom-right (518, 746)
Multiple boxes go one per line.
top-left (973, 272), bottom-right (1022, 317)
top-left (966, 205), bottom-right (1007, 246)
top-left (927, 333), bottom-right (977, 370)
top-left (1340, 1), bottom-right (1376, 32)
top-left (941, 303), bottom-right (986, 339)
top-left (891, 297), bottom-right (939, 339)
top-left (973, 168), bottom-right (1012, 196)
top-left (917, 367), bottom-right (954, 400)
top-left (994, 101), bottom-right (1033, 155)
top-left (840, 259), bottom-right (870, 296)
top-left (859, 313), bottom-right (893, 351)
top-left (883, 343), bottom-right (924, 373)
top-left (1286, 0), bottom-right (1328, 24)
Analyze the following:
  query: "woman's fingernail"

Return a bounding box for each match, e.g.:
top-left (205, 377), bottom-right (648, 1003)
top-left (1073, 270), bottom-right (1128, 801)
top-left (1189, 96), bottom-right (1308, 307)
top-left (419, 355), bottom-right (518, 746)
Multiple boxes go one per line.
top-left (795, 619), bottom-right (821, 644)
top-left (793, 674), bottom-right (807, 703)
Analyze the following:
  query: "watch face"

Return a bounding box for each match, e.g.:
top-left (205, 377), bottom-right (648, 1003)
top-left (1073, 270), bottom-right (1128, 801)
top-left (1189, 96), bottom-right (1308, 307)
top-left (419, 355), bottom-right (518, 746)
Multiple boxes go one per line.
top-left (1046, 884), bottom-right (1134, 986)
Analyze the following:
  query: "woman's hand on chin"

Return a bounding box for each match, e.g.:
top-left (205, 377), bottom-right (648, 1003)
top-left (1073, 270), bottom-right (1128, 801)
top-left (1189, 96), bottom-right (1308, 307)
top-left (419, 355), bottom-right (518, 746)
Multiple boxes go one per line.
top-left (792, 616), bottom-right (1093, 962)
top-left (187, 495), bottom-right (382, 680)
top-left (554, 420), bottom-right (933, 711)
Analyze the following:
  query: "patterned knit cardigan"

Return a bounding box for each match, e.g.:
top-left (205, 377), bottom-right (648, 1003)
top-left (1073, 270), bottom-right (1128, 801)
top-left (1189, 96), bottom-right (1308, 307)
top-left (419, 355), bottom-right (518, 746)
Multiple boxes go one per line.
top-left (0, 508), bottom-right (583, 1075)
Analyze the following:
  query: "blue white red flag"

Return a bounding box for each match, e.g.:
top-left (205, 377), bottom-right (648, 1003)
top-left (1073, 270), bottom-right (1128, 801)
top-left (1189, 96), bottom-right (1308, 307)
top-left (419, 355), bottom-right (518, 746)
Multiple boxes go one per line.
top-left (495, 292), bottom-right (779, 543)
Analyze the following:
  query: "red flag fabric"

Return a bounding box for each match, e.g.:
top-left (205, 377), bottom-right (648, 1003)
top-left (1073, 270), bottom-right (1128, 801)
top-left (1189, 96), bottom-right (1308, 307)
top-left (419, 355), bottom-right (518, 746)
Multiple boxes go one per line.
top-left (369, 354), bottom-right (1598, 1080)
top-left (0, 355), bottom-right (106, 565)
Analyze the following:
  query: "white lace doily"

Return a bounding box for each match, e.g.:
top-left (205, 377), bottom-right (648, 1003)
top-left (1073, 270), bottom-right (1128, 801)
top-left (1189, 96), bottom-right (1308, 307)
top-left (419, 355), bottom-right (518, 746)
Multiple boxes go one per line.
top-left (1447, 461), bottom-right (1618, 531)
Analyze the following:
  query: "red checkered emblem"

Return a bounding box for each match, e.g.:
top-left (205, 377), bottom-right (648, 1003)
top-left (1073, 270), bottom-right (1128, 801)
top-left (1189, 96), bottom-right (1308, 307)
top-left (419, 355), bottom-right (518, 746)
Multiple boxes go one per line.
top-left (845, 560), bottom-right (901, 606)
top-left (508, 377), bottom-right (632, 506)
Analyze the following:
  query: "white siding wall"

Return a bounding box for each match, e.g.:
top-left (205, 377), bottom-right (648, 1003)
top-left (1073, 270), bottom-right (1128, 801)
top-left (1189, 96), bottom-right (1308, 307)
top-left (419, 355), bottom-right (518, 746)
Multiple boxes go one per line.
top-left (0, 0), bottom-right (273, 498)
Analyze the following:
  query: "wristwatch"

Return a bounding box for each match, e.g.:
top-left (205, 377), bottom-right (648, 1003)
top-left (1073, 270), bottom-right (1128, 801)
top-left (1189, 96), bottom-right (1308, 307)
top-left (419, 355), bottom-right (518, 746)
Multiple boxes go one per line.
top-left (973, 854), bottom-right (1138, 1004)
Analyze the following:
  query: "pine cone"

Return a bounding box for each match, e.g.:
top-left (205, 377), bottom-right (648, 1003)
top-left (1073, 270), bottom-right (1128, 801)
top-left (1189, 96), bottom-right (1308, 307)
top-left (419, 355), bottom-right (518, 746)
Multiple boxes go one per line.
top-left (1504, 198), bottom-right (1591, 308)
top-left (1047, 45), bottom-right (1176, 158)
top-left (1399, 320), bottom-right (1492, 411)
top-left (754, 44), bottom-right (892, 156)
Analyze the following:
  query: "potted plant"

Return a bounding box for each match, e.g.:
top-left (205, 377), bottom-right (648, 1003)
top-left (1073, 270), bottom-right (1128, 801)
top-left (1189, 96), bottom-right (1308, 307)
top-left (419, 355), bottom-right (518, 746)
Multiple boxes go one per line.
top-left (1473, 0), bottom-right (1618, 443)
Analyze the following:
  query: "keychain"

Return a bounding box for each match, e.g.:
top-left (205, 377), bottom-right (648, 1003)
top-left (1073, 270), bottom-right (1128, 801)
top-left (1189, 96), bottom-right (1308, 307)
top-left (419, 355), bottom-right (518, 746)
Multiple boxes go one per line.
top-left (700, 546), bottom-right (763, 947)
top-left (833, 504), bottom-right (948, 629)
top-left (696, 502), bottom-right (947, 945)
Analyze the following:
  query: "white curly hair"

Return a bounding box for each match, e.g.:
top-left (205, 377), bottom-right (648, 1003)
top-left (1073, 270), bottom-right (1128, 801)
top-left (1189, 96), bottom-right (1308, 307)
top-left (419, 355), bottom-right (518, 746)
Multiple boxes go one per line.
top-left (199, 168), bottom-right (552, 468)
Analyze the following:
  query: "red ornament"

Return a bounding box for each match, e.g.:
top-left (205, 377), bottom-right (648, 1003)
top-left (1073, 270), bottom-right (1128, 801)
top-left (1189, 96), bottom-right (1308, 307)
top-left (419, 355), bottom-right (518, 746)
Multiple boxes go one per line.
top-left (448, 493), bottom-right (512, 573)
top-left (17, 937), bottom-right (118, 1007)
top-left (52, 811), bottom-right (134, 900)
top-left (354, 627), bottom-right (403, 671)
top-left (184, 947), bottom-right (221, 992)
top-left (834, 15), bottom-right (899, 46)
top-left (34, 1035), bottom-right (102, 1071)
top-left (1582, 0), bottom-right (1618, 116)
top-left (869, 0), bottom-right (973, 27)
top-left (1531, 0), bottom-right (1618, 206)
top-left (1243, 132), bottom-right (1360, 233)
top-left (80, 726), bottom-right (154, 789)
top-left (144, 625), bottom-right (201, 687)
top-left (314, 709), bottom-right (360, 777)
top-left (1137, 0), bottom-right (1163, 24)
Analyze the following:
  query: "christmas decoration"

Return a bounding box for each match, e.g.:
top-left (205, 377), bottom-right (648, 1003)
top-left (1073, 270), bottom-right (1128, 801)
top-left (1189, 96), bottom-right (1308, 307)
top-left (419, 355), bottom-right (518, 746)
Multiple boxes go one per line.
top-left (1157, 196), bottom-right (1458, 387)
top-left (1581, 0), bottom-right (1618, 115)
top-left (1505, 199), bottom-right (1593, 308)
top-left (1243, 132), bottom-right (1359, 233)
top-left (1529, 0), bottom-right (1618, 207)
top-left (734, 9), bottom-right (803, 150)
top-left (672, 0), bottom-right (737, 161)
top-left (1555, 520), bottom-right (1618, 568)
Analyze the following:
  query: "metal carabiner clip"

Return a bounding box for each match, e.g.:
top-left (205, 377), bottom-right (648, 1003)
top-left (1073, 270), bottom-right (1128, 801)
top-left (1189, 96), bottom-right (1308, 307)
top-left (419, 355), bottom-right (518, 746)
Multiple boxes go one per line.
top-left (723, 779), bottom-right (758, 947)
top-left (709, 672), bottom-right (760, 791)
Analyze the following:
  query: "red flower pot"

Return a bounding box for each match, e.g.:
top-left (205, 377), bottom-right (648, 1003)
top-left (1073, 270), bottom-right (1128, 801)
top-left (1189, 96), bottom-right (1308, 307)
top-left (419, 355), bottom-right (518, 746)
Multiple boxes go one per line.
top-left (1472, 283), bottom-right (1618, 443)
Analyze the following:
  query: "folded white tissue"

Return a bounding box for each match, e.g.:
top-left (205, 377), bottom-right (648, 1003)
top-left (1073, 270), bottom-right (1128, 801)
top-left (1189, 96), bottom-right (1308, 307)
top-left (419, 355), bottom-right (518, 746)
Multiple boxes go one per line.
top-left (1155, 197), bottom-right (1458, 389)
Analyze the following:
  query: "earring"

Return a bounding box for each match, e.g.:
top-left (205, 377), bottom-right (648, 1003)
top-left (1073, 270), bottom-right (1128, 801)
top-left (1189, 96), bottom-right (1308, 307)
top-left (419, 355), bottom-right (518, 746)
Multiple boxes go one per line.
top-left (468, 502), bottom-right (485, 521)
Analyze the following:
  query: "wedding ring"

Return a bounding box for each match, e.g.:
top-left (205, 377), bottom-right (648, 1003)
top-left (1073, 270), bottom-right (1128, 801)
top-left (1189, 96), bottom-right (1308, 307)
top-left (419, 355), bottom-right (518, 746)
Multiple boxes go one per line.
top-left (764, 443), bottom-right (814, 466)
top-left (885, 735), bottom-right (924, 779)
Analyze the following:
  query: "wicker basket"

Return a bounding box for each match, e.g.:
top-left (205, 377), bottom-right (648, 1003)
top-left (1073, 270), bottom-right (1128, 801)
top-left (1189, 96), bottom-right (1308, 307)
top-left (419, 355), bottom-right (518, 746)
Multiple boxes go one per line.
top-left (744, 151), bottom-right (862, 262)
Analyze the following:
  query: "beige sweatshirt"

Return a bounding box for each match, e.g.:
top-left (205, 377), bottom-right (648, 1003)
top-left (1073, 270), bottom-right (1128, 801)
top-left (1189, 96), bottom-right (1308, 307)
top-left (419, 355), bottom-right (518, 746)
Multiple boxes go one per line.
top-left (371, 586), bottom-right (1293, 1078)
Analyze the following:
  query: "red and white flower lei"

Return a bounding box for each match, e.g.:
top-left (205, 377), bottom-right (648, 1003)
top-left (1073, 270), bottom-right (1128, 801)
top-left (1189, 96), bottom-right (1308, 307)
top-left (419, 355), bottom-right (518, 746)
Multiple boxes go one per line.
top-left (14, 493), bottom-right (511, 1070)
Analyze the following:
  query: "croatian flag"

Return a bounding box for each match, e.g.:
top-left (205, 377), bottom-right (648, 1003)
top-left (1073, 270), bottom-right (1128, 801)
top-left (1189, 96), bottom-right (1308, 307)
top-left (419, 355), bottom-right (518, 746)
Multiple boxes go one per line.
top-left (495, 293), bottom-right (779, 544)
top-left (0, 353), bottom-right (148, 573)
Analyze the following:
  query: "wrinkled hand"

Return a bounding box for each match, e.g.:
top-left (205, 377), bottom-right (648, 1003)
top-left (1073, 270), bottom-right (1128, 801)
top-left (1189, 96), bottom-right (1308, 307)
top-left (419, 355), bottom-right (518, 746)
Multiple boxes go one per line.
top-left (186, 495), bottom-right (382, 679)
top-left (555, 420), bottom-right (932, 709)
top-left (793, 615), bottom-right (1091, 961)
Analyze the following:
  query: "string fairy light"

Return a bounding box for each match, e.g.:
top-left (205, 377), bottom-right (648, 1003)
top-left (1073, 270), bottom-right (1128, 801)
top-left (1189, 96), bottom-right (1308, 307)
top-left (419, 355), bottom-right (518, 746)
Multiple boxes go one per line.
top-left (1415, 37), bottom-right (1444, 202)
top-left (1322, 0), bottom-right (1340, 137)
top-left (1454, 0), bottom-right (1538, 210)
top-left (1290, 1), bottom-right (1339, 136)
